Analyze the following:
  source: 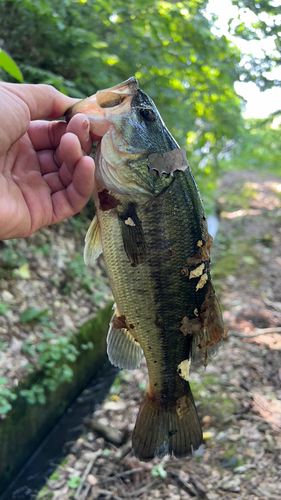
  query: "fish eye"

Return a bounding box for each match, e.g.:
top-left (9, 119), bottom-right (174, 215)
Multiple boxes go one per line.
top-left (139, 108), bottom-right (156, 122)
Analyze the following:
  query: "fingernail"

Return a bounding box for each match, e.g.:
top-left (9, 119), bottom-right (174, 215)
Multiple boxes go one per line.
top-left (83, 118), bottom-right (90, 142)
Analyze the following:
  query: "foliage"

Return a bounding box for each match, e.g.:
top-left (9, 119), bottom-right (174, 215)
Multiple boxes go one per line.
top-left (0, 48), bottom-right (23, 81)
top-left (1, 328), bottom-right (95, 413)
top-left (67, 476), bottom-right (82, 489)
top-left (220, 117), bottom-right (281, 174)
top-left (0, 240), bottom-right (27, 267)
top-left (0, 301), bottom-right (10, 316)
top-left (230, 0), bottom-right (281, 90)
top-left (20, 307), bottom-right (50, 324)
top-left (21, 328), bottom-right (81, 402)
top-left (151, 462), bottom-right (168, 479)
top-left (0, 377), bottom-right (17, 415)
top-left (0, 0), bottom-right (244, 206)
top-left (63, 252), bottom-right (107, 303)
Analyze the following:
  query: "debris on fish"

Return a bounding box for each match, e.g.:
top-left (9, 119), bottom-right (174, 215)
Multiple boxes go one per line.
top-left (65, 77), bottom-right (226, 461)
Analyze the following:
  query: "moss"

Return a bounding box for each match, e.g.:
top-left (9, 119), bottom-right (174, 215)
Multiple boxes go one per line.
top-left (49, 471), bottom-right (59, 481)
top-left (36, 486), bottom-right (54, 499)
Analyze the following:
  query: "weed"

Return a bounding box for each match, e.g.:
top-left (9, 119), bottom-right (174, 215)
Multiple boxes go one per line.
top-left (151, 462), bottom-right (167, 479)
top-left (0, 301), bottom-right (10, 316)
top-left (0, 342), bottom-right (8, 352)
top-left (0, 377), bottom-right (17, 415)
top-left (35, 243), bottom-right (52, 256)
top-left (20, 307), bottom-right (50, 324)
top-left (63, 253), bottom-right (107, 303)
top-left (67, 476), bottom-right (82, 489)
top-left (20, 330), bottom-right (80, 406)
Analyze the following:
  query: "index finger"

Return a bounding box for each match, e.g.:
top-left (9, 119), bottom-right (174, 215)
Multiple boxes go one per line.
top-left (0, 83), bottom-right (78, 155)
top-left (1, 83), bottom-right (75, 120)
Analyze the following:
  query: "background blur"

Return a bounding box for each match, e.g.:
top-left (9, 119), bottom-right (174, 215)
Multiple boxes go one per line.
top-left (1, 0), bottom-right (280, 209)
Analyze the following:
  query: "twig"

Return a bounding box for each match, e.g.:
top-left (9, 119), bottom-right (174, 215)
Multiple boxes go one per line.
top-left (80, 482), bottom-right (91, 500)
top-left (170, 471), bottom-right (197, 497)
top-left (228, 327), bottom-right (281, 339)
top-left (130, 478), bottom-right (158, 497)
top-left (95, 489), bottom-right (124, 500)
top-left (83, 418), bottom-right (127, 446)
top-left (117, 468), bottom-right (144, 478)
top-left (263, 297), bottom-right (281, 312)
top-left (114, 440), bottom-right (132, 463)
top-left (98, 468), bottom-right (146, 486)
top-left (189, 476), bottom-right (208, 499)
top-left (74, 449), bottom-right (102, 499)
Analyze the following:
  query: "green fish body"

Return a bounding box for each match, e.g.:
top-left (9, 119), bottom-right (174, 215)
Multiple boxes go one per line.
top-left (66, 78), bottom-right (225, 461)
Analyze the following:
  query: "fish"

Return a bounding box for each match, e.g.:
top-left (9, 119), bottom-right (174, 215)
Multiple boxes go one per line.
top-left (65, 77), bottom-right (225, 461)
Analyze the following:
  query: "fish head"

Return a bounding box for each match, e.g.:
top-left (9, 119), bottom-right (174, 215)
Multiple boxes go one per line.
top-left (65, 77), bottom-right (176, 153)
top-left (65, 77), bottom-right (181, 196)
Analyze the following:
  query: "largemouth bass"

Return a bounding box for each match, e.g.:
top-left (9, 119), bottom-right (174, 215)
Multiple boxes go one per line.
top-left (65, 77), bottom-right (225, 461)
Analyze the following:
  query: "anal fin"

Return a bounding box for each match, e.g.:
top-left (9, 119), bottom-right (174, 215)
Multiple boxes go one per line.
top-left (84, 215), bottom-right (102, 265)
top-left (107, 312), bottom-right (143, 370)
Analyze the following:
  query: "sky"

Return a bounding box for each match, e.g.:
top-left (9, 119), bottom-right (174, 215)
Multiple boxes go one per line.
top-left (206, 0), bottom-right (281, 119)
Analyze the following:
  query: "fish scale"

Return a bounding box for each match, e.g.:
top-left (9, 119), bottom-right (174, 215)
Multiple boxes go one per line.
top-left (65, 77), bottom-right (225, 461)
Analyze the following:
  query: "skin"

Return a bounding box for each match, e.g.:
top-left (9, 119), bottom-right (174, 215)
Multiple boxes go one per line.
top-left (0, 83), bottom-right (101, 241)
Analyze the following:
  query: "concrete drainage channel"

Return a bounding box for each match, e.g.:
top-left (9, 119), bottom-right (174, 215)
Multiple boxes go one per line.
top-left (0, 302), bottom-right (116, 499)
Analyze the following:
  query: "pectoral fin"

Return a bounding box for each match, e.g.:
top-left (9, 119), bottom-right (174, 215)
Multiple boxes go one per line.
top-left (118, 203), bottom-right (146, 265)
top-left (84, 216), bottom-right (103, 265)
top-left (107, 312), bottom-right (143, 370)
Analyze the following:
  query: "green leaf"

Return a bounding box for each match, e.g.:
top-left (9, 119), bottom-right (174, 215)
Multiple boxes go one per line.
top-left (15, 263), bottom-right (31, 279)
top-left (0, 49), bottom-right (23, 81)
top-left (67, 477), bottom-right (82, 489)
top-left (0, 302), bottom-right (9, 316)
top-left (151, 462), bottom-right (167, 479)
top-left (20, 307), bottom-right (49, 323)
top-left (0, 400), bottom-right (12, 414)
top-left (138, 382), bottom-right (147, 392)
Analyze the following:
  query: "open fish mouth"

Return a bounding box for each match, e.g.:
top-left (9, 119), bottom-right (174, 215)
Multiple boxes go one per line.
top-left (65, 77), bottom-right (139, 137)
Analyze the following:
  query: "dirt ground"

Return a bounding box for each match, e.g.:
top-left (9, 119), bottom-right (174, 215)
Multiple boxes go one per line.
top-left (1, 170), bottom-right (281, 500)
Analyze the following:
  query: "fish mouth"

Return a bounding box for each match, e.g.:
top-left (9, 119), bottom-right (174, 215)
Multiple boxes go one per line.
top-left (65, 77), bottom-right (139, 137)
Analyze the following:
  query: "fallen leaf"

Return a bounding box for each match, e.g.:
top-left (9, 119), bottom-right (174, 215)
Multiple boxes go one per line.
top-left (15, 263), bottom-right (30, 279)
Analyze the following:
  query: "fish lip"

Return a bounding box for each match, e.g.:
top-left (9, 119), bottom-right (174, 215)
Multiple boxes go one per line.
top-left (65, 76), bottom-right (139, 120)
top-left (97, 76), bottom-right (139, 96)
top-left (64, 77), bottom-right (139, 136)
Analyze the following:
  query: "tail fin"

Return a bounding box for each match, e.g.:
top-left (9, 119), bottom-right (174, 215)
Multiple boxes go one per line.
top-left (132, 389), bottom-right (202, 461)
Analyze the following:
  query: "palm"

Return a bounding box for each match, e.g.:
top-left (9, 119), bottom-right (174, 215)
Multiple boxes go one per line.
top-left (0, 135), bottom-right (52, 238)
top-left (0, 83), bottom-right (96, 241)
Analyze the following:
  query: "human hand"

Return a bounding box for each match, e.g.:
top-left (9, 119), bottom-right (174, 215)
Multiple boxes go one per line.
top-left (0, 83), bottom-right (98, 240)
